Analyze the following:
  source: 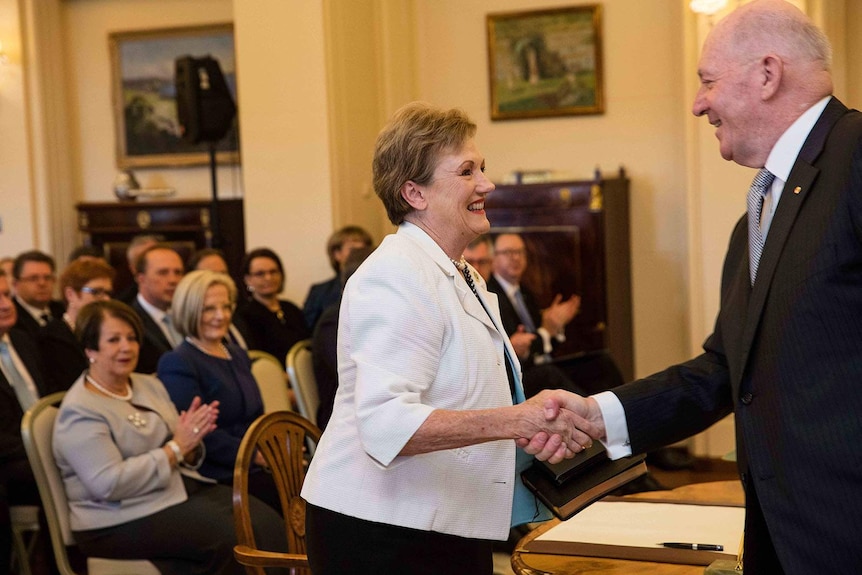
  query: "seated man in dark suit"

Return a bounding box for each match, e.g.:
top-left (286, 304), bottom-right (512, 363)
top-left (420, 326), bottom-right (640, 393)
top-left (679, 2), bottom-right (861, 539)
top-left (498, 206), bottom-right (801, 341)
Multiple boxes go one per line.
top-left (130, 244), bottom-right (184, 373)
top-left (302, 226), bottom-right (373, 330)
top-left (485, 233), bottom-right (581, 397)
top-left (0, 269), bottom-right (63, 572)
top-left (11, 250), bottom-right (65, 339)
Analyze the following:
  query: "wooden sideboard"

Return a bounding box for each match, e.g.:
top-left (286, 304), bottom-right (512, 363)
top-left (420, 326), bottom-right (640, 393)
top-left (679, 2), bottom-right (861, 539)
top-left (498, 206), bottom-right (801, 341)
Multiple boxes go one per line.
top-left (486, 169), bottom-right (633, 381)
top-left (76, 199), bottom-right (245, 293)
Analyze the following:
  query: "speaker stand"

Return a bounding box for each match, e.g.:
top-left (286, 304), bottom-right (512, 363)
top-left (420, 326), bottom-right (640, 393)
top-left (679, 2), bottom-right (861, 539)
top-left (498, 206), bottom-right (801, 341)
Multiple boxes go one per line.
top-left (208, 143), bottom-right (222, 249)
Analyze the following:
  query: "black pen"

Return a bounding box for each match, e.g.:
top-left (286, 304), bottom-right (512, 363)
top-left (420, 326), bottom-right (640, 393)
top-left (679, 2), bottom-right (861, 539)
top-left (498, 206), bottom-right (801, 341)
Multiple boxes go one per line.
top-left (660, 542), bottom-right (724, 551)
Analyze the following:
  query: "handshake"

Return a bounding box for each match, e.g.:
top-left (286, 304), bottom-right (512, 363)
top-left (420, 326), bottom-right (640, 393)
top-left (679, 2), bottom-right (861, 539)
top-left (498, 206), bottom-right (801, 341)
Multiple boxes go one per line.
top-left (514, 389), bottom-right (606, 464)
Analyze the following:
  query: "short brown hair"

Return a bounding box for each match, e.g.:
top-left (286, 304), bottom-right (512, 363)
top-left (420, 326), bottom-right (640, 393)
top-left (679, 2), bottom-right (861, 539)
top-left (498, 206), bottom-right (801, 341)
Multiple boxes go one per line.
top-left (372, 102), bottom-right (476, 225)
top-left (76, 300), bottom-right (143, 352)
top-left (326, 226), bottom-right (373, 272)
top-left (170, 270), bottom-right (238, 338)
top-left (59, 259), bottom-right (116, 300)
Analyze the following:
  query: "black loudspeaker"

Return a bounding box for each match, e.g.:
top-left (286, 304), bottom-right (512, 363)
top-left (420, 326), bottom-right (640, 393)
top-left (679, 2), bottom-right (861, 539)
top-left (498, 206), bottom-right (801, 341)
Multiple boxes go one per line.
top-left (175, 55), bottom-right (237, 144)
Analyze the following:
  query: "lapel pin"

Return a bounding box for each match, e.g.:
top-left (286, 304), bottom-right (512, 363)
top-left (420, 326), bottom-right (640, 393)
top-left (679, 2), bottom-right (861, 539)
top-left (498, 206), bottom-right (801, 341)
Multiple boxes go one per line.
top-left (793, 186), bottom-right (801, 194)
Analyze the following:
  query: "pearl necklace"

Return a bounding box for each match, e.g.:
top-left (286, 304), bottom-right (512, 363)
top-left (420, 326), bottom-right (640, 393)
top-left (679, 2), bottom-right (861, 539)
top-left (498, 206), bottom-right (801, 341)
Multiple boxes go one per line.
top-left (85, 374), bottom-right (133, 401)
top-left (185, 336), bottom-right (231, 360)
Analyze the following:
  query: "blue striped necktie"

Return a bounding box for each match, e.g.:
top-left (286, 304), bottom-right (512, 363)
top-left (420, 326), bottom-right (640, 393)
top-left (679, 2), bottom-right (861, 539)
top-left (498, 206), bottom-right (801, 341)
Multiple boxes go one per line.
top-left (0, 341), bottom-right (38, 410)
top-left (747, 168), bottom-right (775, 285)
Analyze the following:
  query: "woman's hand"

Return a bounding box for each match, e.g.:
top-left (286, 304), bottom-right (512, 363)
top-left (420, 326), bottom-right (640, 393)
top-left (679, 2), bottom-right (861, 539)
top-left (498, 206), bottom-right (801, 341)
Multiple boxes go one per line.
top-left (174, 396), bottom-right (220, 455)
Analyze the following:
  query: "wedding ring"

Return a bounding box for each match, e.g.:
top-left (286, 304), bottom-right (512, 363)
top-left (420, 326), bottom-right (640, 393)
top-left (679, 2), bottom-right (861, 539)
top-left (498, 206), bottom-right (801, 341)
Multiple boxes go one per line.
top-left (193, 427), bottom-right (200, 435)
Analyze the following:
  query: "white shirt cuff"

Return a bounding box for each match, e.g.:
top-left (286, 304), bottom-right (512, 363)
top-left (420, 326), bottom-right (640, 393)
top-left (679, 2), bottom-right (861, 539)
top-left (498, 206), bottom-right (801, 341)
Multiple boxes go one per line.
top-left (592, 391), bottom-right (632, 460)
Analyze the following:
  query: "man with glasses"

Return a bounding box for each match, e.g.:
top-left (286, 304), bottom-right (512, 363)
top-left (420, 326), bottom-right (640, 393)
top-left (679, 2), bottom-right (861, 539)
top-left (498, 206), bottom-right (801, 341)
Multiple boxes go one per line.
top-left (11, 250), bottom-right (66, 339)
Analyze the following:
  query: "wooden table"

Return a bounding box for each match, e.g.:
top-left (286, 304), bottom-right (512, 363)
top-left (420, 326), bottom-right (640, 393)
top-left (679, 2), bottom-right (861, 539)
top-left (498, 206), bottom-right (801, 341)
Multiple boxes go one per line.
top-left (512, 481), bottom-right (744, 575)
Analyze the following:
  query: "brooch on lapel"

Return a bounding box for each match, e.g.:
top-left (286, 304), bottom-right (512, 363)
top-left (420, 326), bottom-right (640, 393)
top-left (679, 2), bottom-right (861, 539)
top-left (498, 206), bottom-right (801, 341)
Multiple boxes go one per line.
top-left (793, 186), bottom-right (802, 194)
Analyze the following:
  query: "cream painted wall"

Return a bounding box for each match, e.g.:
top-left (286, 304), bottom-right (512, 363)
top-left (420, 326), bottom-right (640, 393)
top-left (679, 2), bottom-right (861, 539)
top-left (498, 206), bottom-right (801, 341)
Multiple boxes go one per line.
top-left (413, 0), bottom-right (691, 379)
top-left (62, 0), bottom-right (240, 207)
top-left (233, 1), bottom-right (334, 302)
top-left (0, 0), bottom-right (35, 256)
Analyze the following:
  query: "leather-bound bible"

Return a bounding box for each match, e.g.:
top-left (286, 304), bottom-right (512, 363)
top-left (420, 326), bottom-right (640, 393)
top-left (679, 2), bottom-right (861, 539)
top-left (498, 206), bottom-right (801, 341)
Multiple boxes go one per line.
top-left (521, 442), bottom-right (647, 520)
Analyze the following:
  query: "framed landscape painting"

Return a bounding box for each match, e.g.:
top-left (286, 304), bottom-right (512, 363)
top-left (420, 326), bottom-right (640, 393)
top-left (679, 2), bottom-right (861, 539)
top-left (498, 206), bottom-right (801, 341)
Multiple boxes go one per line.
top-left (487, 5), bottom-right (604, 120)
top-left (109, 23), bottom-right (239, 169)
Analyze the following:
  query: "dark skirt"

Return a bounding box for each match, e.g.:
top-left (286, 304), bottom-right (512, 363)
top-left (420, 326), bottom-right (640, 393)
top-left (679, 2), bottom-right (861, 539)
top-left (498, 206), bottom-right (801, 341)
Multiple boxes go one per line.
top-left (306, 502), bottom-right (494, 575)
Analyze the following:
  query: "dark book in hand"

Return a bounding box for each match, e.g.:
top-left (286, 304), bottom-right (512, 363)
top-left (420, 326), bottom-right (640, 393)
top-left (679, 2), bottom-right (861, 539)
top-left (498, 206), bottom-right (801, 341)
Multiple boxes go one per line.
top-left (521, 442), bottom-right (648, 520)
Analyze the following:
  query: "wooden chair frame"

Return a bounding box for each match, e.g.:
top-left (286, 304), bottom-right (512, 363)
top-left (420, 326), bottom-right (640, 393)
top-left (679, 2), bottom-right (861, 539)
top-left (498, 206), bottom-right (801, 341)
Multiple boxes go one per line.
top-left (232, 410), bottom-right (321, 575)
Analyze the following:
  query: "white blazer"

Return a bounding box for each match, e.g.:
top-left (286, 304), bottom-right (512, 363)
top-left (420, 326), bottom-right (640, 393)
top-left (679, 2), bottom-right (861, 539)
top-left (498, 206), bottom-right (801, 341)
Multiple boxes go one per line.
top-left (302, 223), bottom-right (523, 541)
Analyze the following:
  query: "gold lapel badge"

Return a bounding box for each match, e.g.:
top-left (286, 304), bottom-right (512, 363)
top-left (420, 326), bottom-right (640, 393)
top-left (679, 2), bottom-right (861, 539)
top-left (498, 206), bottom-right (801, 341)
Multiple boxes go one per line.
top-left (793, 186), bottom-right (801, 194)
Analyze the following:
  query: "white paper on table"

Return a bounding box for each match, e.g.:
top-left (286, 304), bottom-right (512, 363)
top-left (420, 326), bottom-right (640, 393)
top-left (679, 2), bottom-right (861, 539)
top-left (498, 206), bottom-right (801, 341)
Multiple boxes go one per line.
top-left (535, 501), bottom-right (744, 552)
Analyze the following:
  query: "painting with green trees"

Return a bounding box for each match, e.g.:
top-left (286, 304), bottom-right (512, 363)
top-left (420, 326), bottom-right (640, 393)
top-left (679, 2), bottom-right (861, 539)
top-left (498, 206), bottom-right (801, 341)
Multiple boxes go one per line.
top-left (487, 6), bottom-right (604, 120)
top-left (110, 24), bottom-right (239, 168)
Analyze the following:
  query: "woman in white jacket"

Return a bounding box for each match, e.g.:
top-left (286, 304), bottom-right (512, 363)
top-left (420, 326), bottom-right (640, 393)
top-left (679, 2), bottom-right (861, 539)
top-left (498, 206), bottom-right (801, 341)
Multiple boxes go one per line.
top-left (302, 102), bottom-right (597, 574)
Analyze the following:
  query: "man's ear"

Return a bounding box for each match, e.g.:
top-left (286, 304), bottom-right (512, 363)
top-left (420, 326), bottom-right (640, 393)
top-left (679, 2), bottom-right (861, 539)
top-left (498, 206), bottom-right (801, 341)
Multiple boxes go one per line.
top-left (760, 54), bottom-right (783, 100)
top-left (401, 181), bottom-right (428, 211)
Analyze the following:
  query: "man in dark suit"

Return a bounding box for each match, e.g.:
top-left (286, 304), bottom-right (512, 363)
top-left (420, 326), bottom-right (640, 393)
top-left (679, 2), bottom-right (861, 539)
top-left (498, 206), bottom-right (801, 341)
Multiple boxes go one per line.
top-left (0, 270), bottom-right (60, 572)
top-left (131, 244), bottom-right (184, 373)
top-left (302, 226), bottom-right (373, 330)
top-left (11, 250), bottom-right (65, 339)
top-left (485, 233), bottom-right (581, 397)
top-left (548, 2), bottom-right (862, 573)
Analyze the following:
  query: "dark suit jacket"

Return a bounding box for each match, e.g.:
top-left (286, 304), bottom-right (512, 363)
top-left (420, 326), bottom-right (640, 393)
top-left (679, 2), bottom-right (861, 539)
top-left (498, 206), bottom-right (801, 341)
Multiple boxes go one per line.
top-left (235, 298), bottom-right (309, 368)
top-left (311, 302), bottom-right (339, 430)
top-left (131, 299), bottom-right (174, 374)
top-left (302, 276), bottom-right (341, 330)
top-left (157, 341), bottom-right (263, 483)
top-left (36, 318), bottom-right (87, 392)
top-left (486, 275), bottom-right (545, 363)
top-left (0, 328), bottom-right (53, 465)
top-left (614, 98), bottom-right (862, 573)
top-left (12, 298), bottom-right (65, 340)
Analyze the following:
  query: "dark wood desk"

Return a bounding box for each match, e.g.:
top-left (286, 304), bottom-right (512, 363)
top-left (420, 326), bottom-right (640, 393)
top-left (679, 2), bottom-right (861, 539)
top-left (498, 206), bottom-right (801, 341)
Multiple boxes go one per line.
top-left (512, 481), bottom-right (744, 575)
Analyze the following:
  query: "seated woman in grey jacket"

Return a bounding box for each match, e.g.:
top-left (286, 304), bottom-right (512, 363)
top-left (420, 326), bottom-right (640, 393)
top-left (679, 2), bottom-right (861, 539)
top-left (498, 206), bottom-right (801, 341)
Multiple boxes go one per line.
top-left (53, 300), bottom-right (286, 575)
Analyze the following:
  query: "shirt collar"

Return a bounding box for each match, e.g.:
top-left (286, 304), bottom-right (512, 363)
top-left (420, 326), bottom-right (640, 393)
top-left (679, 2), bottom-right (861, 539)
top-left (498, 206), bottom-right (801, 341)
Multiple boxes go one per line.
top-left (492, 273), bottom-right (519, 300)
top-left (765, 96), bottom-right (831, 182)
top-left (14, 296), bottom-right (49, 324)
top-left (136, 292), bottom-right (169, 322)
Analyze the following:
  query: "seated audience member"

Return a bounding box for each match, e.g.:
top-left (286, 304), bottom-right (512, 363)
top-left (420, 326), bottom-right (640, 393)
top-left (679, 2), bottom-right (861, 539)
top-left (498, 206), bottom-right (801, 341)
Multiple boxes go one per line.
top-left (236, 248), bottom-right (309, 368)
top-left (54, 300), bottom-right (286, 574)
top-left (38, 259), bottom-right (115, 391)
top-left (115, 234), bottom-right (162, 304)
top-left (12, 250), bottom-right (66, 339)
top-left (157, 271), bottom-right (278, 512)
top-left (302, 226), bottom-right (373, 329)
top-left (462, 234), bottom-right (494, 281)
top-left (186, 248), bottom-right (249, 349)
top-left (67, 245), bottom-right (106, 264)
top-left (186, 248), bottom-right (229, 275)
top-left (0, 269), bottom-right (60, 572)
top-left (130, 243), bottom-right (185, 373)
top-left (312, 245), bottom-right (374, 430)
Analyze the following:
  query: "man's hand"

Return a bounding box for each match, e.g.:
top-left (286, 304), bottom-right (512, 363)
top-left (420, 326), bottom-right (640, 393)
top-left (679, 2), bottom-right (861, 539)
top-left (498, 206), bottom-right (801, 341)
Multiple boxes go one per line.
top-left (541, 294), bottom-right (580, 335)
top-left (510, 325), bottom-right (536, 360)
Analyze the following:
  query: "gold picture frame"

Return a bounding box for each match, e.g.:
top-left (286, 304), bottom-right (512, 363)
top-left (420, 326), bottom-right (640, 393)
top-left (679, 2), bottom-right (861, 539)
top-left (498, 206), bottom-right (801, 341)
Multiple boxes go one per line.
top-left (487, 5), bottom-right (604, 120)
top-left (109, 23), bottom-right (239, 169)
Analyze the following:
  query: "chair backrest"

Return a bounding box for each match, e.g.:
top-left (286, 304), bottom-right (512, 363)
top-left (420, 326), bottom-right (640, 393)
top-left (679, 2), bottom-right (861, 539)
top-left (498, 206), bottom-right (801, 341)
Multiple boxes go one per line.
top-left (21, 393), bottom-right (159, 575)
top-left (285, 339), bottom-right (318, 426)
top-left (233, 411), bottom-right (321, 575)
top-left (21, 393), bottom-right (77, 575)
top-left (247, 349), bottom-right (292, 413)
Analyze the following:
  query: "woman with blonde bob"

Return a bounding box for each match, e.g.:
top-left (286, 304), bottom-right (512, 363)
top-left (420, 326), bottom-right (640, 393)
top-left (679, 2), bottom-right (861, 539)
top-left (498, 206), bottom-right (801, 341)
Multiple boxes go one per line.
top-left (301, 102), bottom-right (597, 574)
top-left (157, 270), bottom-right (279, 511)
